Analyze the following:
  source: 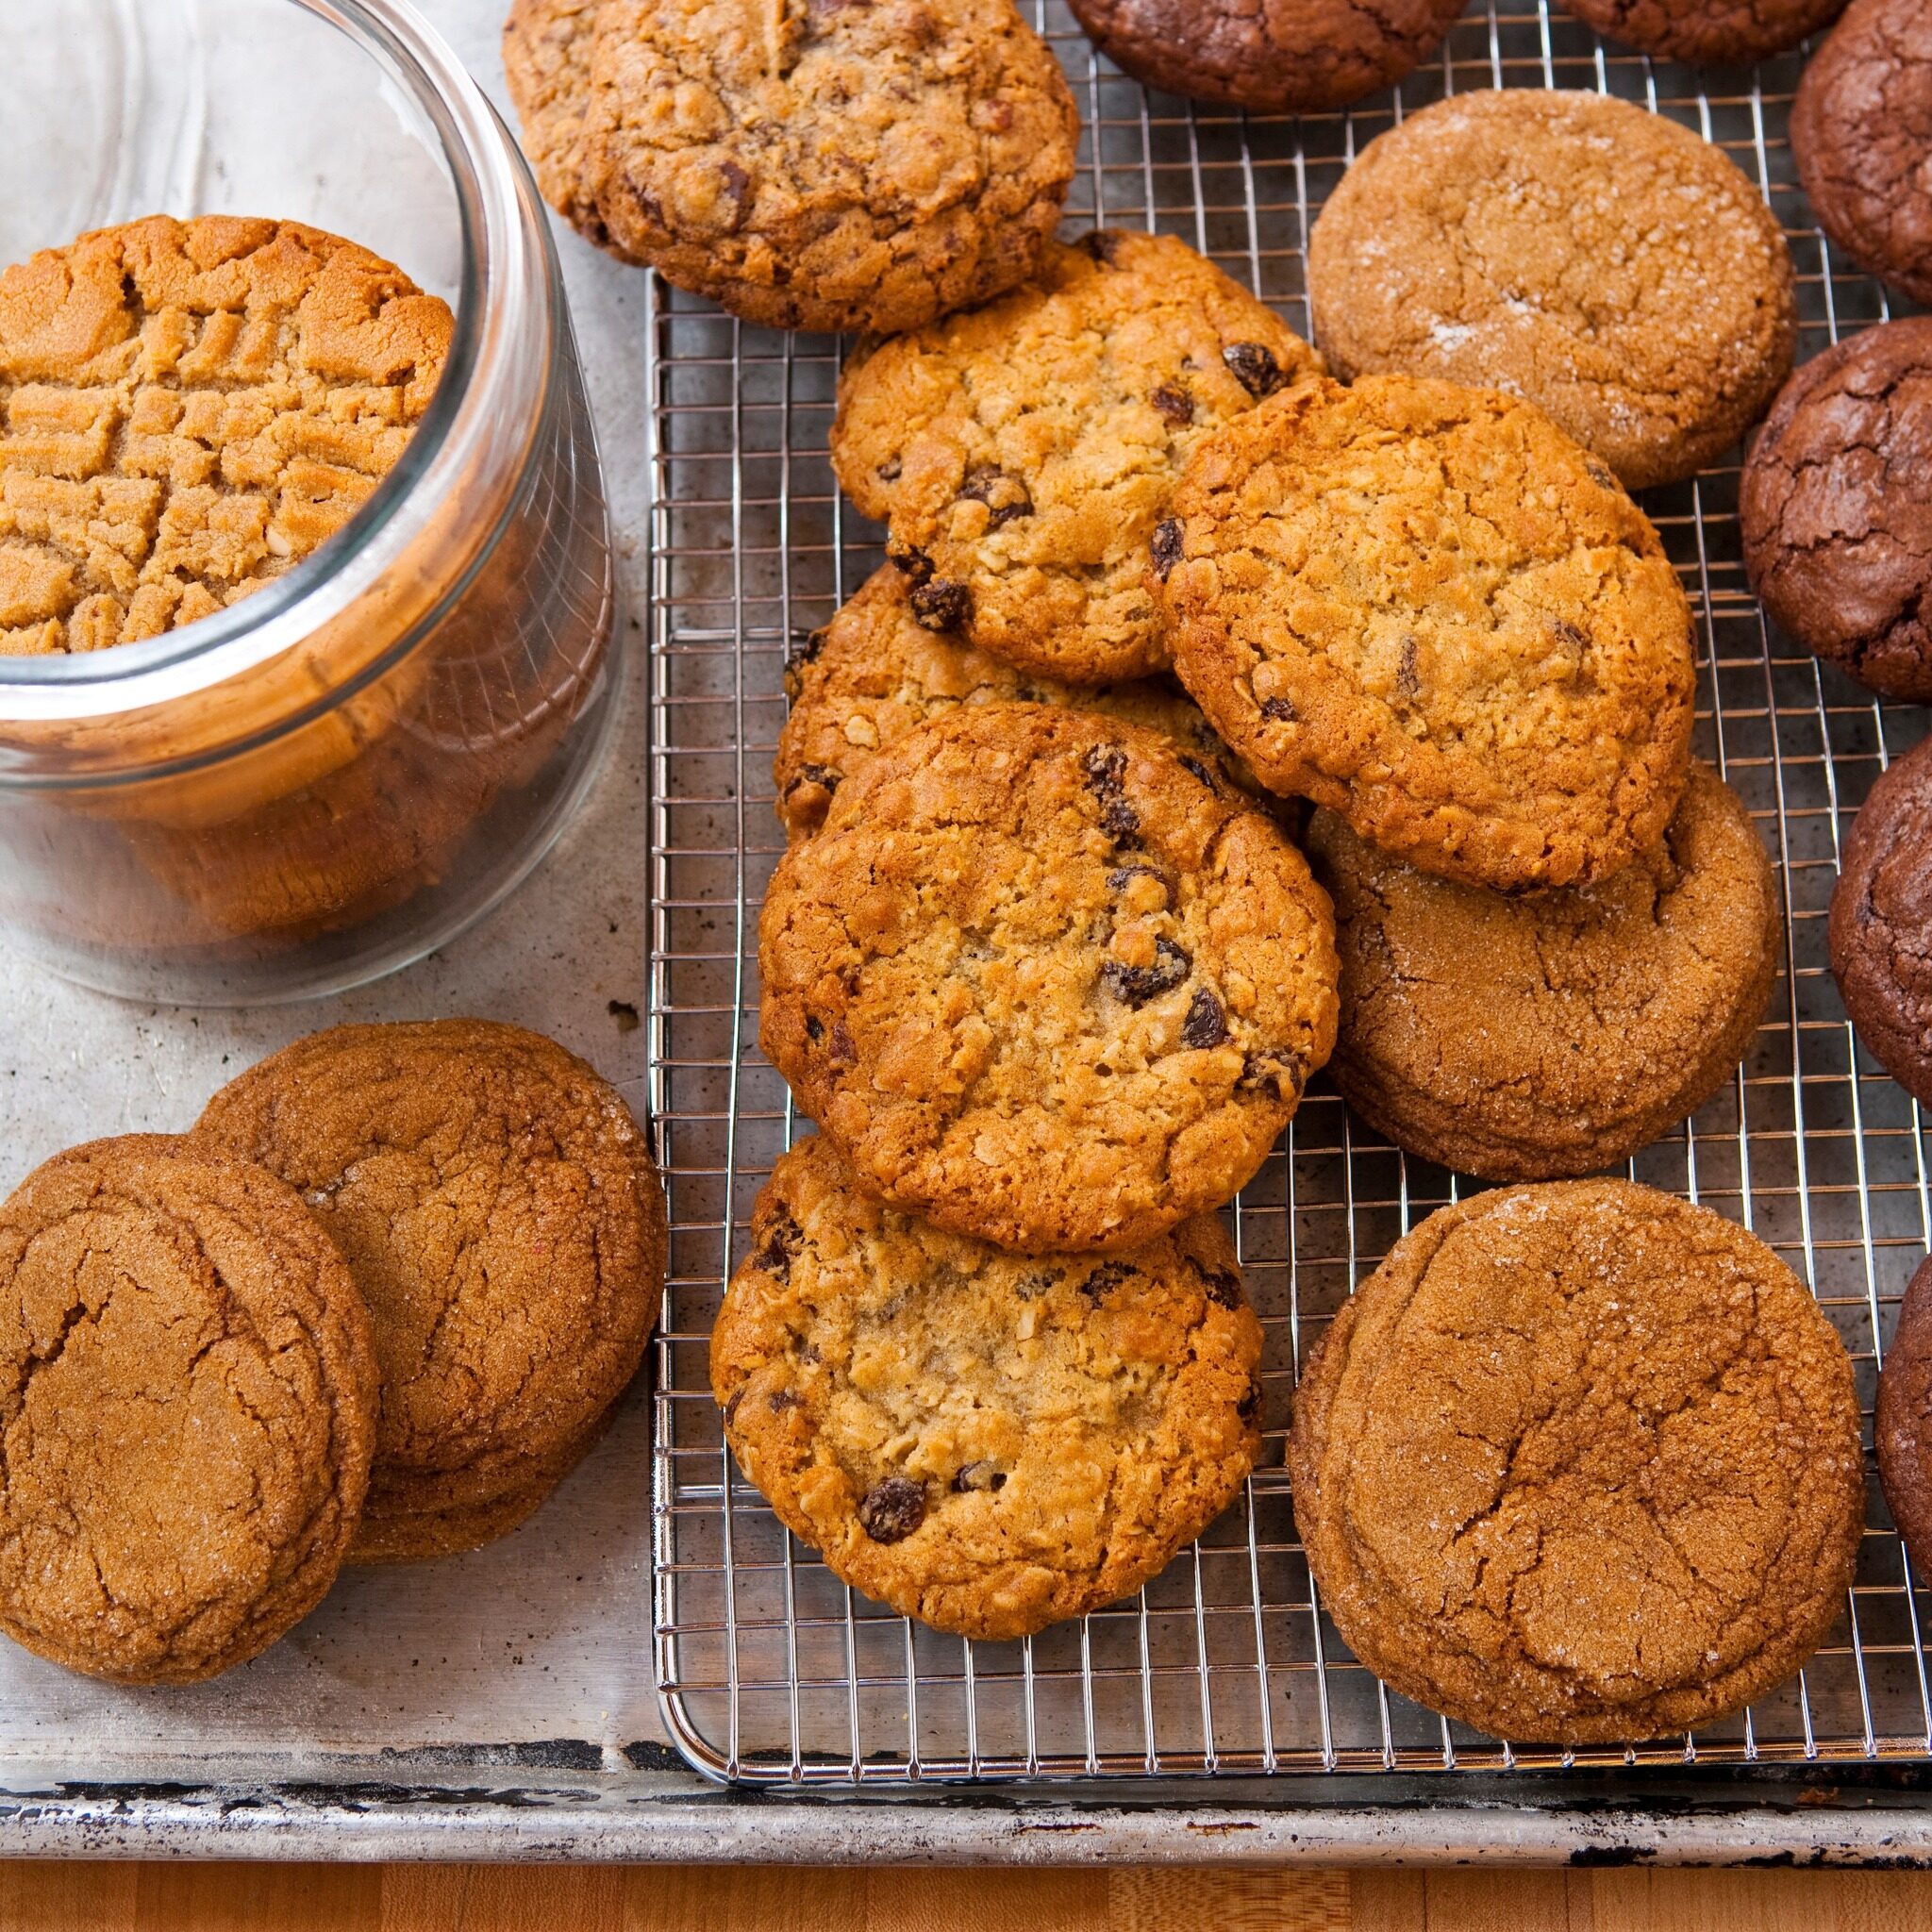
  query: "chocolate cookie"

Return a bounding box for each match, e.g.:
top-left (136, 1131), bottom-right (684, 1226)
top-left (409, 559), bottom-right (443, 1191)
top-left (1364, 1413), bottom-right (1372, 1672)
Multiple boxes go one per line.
top-left (830, 231), bottom-right (1323, 685)
top-left (711, 1136), bottom-right (1263, 1640)
top-left (759, 704), bottom-right (1339, 1254)
top-left (1067, 0), bottom-right (1463, 114)
top-left (1307, 763), bottom-right (1781, 1182)
top-left (774, 565), bottom-right (1263, 839)
top-left (1741, 320), bottom-right (1932, 703)
top-left (1158, 375), bottom-right (1697, 893)
top-left (0, 1135), bottom-right (378, 1683)
top-left (0, 214), bottom-right (452, 655)
top-left (1290, 1181), bottom-right (1864, 1743)
top-left (1564, 0), bottom-right (1846, 63)
top-left (1829, 735), bottom-right (1932, 1108)
top-left (1307, 92), bottom-right (1797, 490)
top-left (1878, 1254), bottom-right (1932, 1585)
top-left (1793, 0), bottom-right (1932, 308)
top-left (194, 1021), bottom-right (667, 1561)
top-left (514, 0), bottom-right (1078, 335)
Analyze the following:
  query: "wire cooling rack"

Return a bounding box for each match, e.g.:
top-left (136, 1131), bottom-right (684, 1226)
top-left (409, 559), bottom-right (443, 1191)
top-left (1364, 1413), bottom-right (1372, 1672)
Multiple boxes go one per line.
top-left (646, 0), bottom-right (1932, 1786)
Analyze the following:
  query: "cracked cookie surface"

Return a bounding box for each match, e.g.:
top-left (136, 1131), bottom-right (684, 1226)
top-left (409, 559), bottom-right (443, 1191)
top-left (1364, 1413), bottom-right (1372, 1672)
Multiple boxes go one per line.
top-left (1793, 0), bottom-right (1932, 308)
top-left (1741, 319), bottom-right (1932, 702)
top-left (0, 214), bottom-right (451, 655)
top-left (711, 1136), bottom-right (1263, 1639)
top-left (1158, 375), bottom-right (1696, 893)
top-left (774, 564), bottom-right (1265, 839)
top-left (758, 703), bottom-right (1339, 1253)
top-left (1878, 1254), bottom-right (1932, 1589)
top-left (1564, 0), bottom-right (1845, 62)
top-left (194, 1021), bottom-right (667, 1562)
top-left (1307, 91), bottom-right (1796, 490)
top-left (831, 231), bottom-right (1324, 685)
top-left (0, 1134), bottom-right (377, 1683)
top-left (1307, 763), bottom-right (1780, 1182)
top-left (1289, 1180), bottom-right (1864, 1743)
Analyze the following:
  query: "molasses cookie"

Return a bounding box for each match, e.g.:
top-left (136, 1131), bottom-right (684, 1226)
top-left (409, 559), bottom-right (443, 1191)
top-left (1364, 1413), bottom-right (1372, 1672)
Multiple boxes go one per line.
top-left (759, 704), bottom-right (1339, 1253)
top-left (1829, 735), bottom-right (1932, 1108)
top-left (1879, 1254), bottom-right (1932, 1582)
top-left (1564, 0), bottom-right (1845, 63)
top-left (712, 1136), bottom-right (1264, 1640)
top-left (0, 1136), bottom-right (377, 1683)
top-left (774, 565), bottom-right (1261, 839)
top-left (1741, 319), bottom-right (1932, 703)
top-left (831, 230), bottom-right (1323, 684)
top-left (532, 0), bottom-right (1078, 335)
top-left (1067, 0), bottom-right (1463, 114)
top-left (1793, 0), bottom-right (1932, 308)
top-left (194, 1020), bottom-right (667, 1561)
top-left (0, 214), bottom-right (452, 654)
top-left (1290, 1181), bottom-right (1864, 1743)
top-left (1307, 91), bottom-right (1797, 490)
top-left (1307, 762), bottom-right (1780, 1181)
top-left (1158, 375), bottom-right (1697, 893)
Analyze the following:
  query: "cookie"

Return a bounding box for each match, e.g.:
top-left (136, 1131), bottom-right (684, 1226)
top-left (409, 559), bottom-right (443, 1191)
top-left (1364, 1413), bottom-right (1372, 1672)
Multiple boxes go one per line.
top-left (774, 565), bottom-right (1264, 839)
top-left (0, 1135), bottom-right (378, 1683)
top-left (1290, 1180), bottom-right (1864, 1743)
top-left (1563, 0), bottom-right (1846, 62)
top-left (1158, 375), bottom-right (1697, 893)
top-left (548, 0), bottom-right (1078, 335)
top-left (830, 231), bottom-right (1324, 685)
top-left (711, 1136), bottom-right (1263, 1640)
top-left (759, 704), bottom-right (1339, 1253)
top-left (1741, 320), bottom-right (1932, 703)
top-left (1878, 1254), bottom-right (1932, 1585)
top-left (1307, 91), bottom-right (1797, 491)
top-left (1829, 734), bottom-right (1932, 1109)
top-left (1793, 0), bottom-right (1932, 308)
top-left (503, 0), bottom-right (628, 257)
top-left (194, 1021), bottom-right (667, 1561)
top-left (0, 214), bottom-right (452, 655)
top-left (1307, 763), bottom-right (1780, 1182)
top-left (1066, 0), bottom-right (1463, 114)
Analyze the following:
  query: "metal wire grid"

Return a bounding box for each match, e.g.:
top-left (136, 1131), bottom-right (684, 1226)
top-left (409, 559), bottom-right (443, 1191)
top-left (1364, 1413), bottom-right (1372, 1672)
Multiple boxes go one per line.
top-left (647, 0), bottom-right (1932, 1785)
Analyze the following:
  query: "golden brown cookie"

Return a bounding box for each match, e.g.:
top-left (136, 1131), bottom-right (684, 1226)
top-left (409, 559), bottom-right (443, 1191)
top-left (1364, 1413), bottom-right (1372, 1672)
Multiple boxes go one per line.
top-left (1307, 92), bottom-right (1797, 490)
top-left (0, 1135), bottom-right (378, 1683)
top-left (830, 231), bottom-right (1324, 685)
top-left (1158, 375), bottom-right (1697, 893)
top-left (712, 1137), bottom-right (1263, 1640)
top-left (1290, 1181), bottom-right (1864, 1743)
top-left (193, 1021), bottom-right (667, 1561)
top-left (759, 704), bottom-right (1339, 1253)
top-left (0, 214), bottom-right (452, 655)
top-left (1307, 762), bottom-right (1781, 1180)
top-left (774, 564), bottom-right (1264, 839)
top-left (503, 0), bottom-right (629, 257)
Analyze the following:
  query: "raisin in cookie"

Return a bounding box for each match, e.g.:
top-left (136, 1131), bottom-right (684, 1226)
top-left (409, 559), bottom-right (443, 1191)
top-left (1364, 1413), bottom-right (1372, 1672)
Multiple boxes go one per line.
top-left (774, 564), bottom-right (1263, 838)
top-left (1290, 1181), bottom-right (1864, 1743)
top-left (1307, 92), bottom-right (1796, 491)
top-left (1307, 762), bottom-right (1781, 1181)
top-left (830, 231), bottom-right (1323, 685)
top-left (0, 214), bottom-right (452, 655)
top-left (543, 0), bottom-right (1077, 334)
top-left (712, 1136), bottom-right (1263, 1640)
top-left (1158, 375), bottom-right (1697, 893)
top-left (759, 704), bottom-right (1339, 1253)
top-left (0, 1136), bottom-right (378, 1683)
top-left (1564, 0), bottom-right (1845, 63)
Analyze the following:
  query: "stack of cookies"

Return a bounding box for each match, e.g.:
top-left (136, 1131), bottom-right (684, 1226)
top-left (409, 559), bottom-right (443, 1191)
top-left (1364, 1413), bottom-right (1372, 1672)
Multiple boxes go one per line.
top-left (0, 1019), bottom-right (665, 1684)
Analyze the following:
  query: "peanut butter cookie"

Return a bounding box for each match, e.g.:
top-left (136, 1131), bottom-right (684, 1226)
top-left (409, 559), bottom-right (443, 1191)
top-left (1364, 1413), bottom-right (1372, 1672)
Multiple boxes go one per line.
top-left (1307, 92), bottom-right (1797, 490)
top-left (1307, 763), bottom-right (1781, 1180)
top-left (759, 704), bottom-right (1339, 1253)
top-left (1290, 1181), bottom-right (1864, 1743)
top-left (1564, 0), bottom-right (1845, 63)
top-left (0, 214), bottom-right (452, 655)
top-left (712, 1136), bottom-right (1263, 1640)
top-left (195, 1021), bottom-right (667, 1561)
top-left (1158, 375), bottom-right (1697, 893)
top-left (774, 564), bottom-right (1263, 839)
top-left (831, 231), bottom-right (1324, 685)
top-left (0, 1135), bottom-right (377, 1683)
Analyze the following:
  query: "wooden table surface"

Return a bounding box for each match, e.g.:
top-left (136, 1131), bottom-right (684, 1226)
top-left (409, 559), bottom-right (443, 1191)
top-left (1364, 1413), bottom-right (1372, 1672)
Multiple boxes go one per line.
top-left (2, 1863), bottom-right (1927, 1930)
